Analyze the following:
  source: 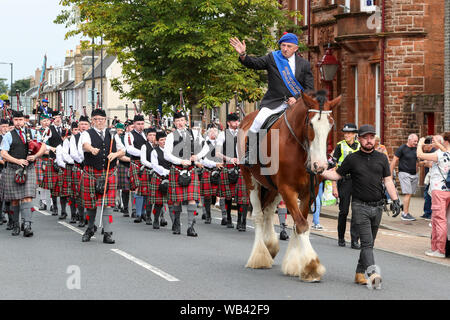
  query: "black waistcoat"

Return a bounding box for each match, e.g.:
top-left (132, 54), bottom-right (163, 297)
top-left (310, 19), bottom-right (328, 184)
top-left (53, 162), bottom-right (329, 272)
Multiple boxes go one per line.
top-left (155, 146), bottom-right (171, 170)
top-left (48, 125), bottom-right (65, 158)
top-left (130, 130), bottom-right (147, 160)
top-left (145, 141), bottom-right (153, 162)
top-left (9, 129), bottom-right (29, 160)
top-left (172, 129), bottom-right (195, 160)
top-left (83, 128), bottom-right (117, 170)
top-left (222, 129), bottom-right (237, 159)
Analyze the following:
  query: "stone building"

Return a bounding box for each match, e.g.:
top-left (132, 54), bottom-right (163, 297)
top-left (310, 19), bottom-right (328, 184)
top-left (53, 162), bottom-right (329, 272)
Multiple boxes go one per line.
top-left (281, 0), bottom-right (444, 159)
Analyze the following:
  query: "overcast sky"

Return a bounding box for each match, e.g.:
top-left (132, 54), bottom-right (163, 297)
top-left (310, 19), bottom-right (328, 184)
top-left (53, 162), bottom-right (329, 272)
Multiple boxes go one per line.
top-left (0, 0), bottom-right (85, 86)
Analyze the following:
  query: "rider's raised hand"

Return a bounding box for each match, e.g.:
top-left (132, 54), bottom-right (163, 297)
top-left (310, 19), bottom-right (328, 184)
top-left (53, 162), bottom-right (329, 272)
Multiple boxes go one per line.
top-left (229, 37), bottom-right (246, 55)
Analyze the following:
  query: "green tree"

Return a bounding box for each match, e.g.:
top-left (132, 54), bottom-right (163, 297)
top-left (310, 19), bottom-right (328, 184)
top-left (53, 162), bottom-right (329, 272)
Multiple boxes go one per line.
top-left (0, 78), bottom-right (8, 95)
top-left (11, 78), bottom-right (31, 95)
top-left (55, 0), bottom-right (302, 115)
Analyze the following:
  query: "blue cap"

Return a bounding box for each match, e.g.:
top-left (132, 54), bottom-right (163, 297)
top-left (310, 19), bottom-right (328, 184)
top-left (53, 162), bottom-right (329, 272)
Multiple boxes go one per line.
top-left (42, 98), bottom-right (49, 103)
top-left (278, 33), bottom-right (298, 45)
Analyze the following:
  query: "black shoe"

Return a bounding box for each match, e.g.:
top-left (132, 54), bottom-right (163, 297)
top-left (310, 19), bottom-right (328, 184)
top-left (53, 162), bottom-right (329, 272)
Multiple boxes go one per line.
top-left (338, 239), bottom-right (346, 247)
top-left (153, 220), bottom-right (160, 229)
top-left (227, 221), bottom-right (234, 228)
top-left (103, 232), bottom-right (115, 244)
top-left (160, 217), bottom-right (167, 227)
top-left (131, 208), bottom-right (136, 218)
top-left (201, 213), bottom-right (206, 220)
top-left (239, 222), bottom-right (246, 232)
top-left (69, 216), bottom-right (77, 224)
top-left (78, 220), bottom-right (86, 227)
top-left (21, 222), bottom-right (24, 231)
top-left (187, 226), bottom-right (198, 237)
top-left (59, 213), bottom-right (67, 220)
top-left (39, 201), bottom-right (47, 211)
top-left (351, 241), bottom-right (361, 250)
top-left (12, 223), bottom-right (21, 236)
top-left (0, 216), bottom-right (3, 226)
top-left (101, 228), bottom-right (104, 235)
top-left (279, 229), bottom-right (289, 241)
top-left (6, 221), bottom-right (13, 230)
top-left (205, 216), bottom-right (211, 224)
top-left (121, 208), bottom-right (130, 217)
top-left (93, 225), bottom-right (98, 233)
top-left (23, 225), bottom-right (34, 237)
top-left (134, 216), bottom-right (142, 223)
top-left (82, 228), bottom-right (95, 242)
top-left (146, 213), bottom-right (152, 225)
top-left (221, 218), bottom-right (227, 226)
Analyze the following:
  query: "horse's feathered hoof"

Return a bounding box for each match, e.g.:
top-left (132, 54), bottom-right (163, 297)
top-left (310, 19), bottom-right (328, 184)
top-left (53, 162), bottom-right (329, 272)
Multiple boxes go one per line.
top-left (300, 277), bottom-right (321, 283)
top-left (246, 241), bottom-right (273, 269)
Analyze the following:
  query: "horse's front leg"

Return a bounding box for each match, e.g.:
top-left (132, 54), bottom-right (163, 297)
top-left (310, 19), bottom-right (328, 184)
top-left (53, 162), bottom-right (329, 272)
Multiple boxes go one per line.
top-left (262, 194), bottom-right (282, 259)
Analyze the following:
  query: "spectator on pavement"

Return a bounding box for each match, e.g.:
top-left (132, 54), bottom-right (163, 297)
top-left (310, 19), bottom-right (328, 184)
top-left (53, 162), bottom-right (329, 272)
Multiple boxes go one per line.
top-left (420, 140), bottom-right (436, 220)
top-left (417, 132), bottom-right (450, 258)
top-left (375, 135), bottom-right (388, 158)
top-left (390, 134), bottom-right (419, 221)
top-left (311, 182), bottom-right (324, 231)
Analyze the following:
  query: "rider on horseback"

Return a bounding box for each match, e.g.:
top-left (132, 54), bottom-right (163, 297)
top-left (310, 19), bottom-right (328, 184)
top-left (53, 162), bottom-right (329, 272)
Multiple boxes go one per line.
top-left (229, 33), bottom-right (314, 167)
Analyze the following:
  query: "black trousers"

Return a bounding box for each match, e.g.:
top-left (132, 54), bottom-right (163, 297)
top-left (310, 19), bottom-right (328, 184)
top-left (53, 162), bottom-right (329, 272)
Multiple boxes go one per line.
top-left (352, 201), bottom-right (382, 274)
top-left (337, 179), bottom-right (359, 242)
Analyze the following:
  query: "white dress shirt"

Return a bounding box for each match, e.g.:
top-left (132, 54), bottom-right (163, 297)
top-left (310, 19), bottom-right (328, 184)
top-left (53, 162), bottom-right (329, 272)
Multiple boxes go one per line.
top-left (140, 144), bottom-right (153, 169)
top-left (288, 54), bottom-right (296, 76)
top-left (61, 139), bottom-right (74, 165)
top-left (151, 147), bottom-right (170, 177)
top-left (164, 128), bottom-right (209, 165)
top-left (124, 129), bottom-right (147, 157)
top-left (70, 134), bottom-right (84, 163)
top-left (55, 145), bottom-right (66, 168)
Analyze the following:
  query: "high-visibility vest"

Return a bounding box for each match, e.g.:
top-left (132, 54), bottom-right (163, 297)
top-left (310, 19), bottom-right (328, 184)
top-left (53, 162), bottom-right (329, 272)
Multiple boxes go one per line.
top-left (337, 140), bottom-right (360, 167)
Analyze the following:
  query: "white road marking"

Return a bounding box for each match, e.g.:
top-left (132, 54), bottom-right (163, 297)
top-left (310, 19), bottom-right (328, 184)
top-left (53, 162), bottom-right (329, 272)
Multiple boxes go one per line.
top-left (34, 208), bottom-right (51, 216)
top-left (111, 248), bottom-right (180, 282)
top-left (58, 221), bottom-right (96, 238)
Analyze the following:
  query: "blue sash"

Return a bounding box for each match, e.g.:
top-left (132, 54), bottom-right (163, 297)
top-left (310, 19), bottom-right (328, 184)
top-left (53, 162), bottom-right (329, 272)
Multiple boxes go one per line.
top-left (272, 50), bottom-right (304, 96)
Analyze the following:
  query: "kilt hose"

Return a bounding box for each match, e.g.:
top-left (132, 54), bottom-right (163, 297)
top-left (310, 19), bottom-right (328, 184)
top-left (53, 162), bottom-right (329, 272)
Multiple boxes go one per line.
top-left (218, 164), bottom-right (238, 200)
top-left (200, 168), bottom-right (219, 198)
top-left (80, 165), bottom-right (117, 210)
top-left (136, 168), bottom-right (152, 196)
top-left (2, 163), bottom-right (37, 201)
top-left (129, 160), bottom-right (141, 191)
top-left (168, 165), bottom-right (201, 203)
top-left (235, 173), bottom-right (249, 205)
top-left (62, 164), bottom-right (74, 197)
top-left (149, 173), bottom-right (169, 205)
top-left (117, 162), bottom-right (130, 191)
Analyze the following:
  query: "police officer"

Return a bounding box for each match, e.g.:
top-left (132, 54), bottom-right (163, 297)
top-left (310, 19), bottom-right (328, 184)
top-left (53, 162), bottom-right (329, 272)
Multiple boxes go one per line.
top-left (321, 124), bottom-right (401, 288)
top-left (332, 123), bottom-right (360, 249)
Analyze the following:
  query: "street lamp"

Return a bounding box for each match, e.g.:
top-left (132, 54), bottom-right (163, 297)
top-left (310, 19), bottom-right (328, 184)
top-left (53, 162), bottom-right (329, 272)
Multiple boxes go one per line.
top-left (0, 62), bottom-right (13, 96)
top-left (317, 44), bottom-right (340, 153)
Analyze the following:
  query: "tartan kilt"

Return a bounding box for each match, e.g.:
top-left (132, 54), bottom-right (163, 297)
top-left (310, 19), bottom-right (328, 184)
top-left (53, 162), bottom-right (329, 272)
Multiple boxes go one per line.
top-left (200, 169), bottom-right (219, 198)
top-left (129, 160), bottom-right (141, 191)
top-left (136, 168), bottom-right (152, 196)
top-left (235, 173), bottom-right (249, 205)
top-left (35, 158), bottom-right (44, 183)
top-left (2, 163), bottom-right (37, 201)
top-left (149, 173), bottom-right (168, 205)
top-left (168, 165), bottom-right (200, 203)
top-left (71, 163), bottom-right (83, 197)
top-left (62, 164), bottom-right (74, 197)
top-left (0, 171), bottom-right (5, 200)
top-left (117, 162), bottom-right (130, 190)
top-left (39, 158), bottom-right (59, 191)
top-left (218, 164), bottom-right (238, 199)
top-left (80, 165), bottom-right (117, 209)
top-left (51, 165), bottom-right (65, 197)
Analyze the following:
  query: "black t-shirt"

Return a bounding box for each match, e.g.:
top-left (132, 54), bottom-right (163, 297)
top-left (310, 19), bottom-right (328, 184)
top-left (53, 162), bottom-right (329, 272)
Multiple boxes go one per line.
top-left (336, 150), bottom-right (391, 202)
top-left (394, 144), bottom-right (417, 175)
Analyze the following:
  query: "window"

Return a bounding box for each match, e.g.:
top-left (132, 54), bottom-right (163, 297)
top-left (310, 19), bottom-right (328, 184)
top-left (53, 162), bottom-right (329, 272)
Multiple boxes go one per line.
top-left (361, 0), bottom-right (377, 12)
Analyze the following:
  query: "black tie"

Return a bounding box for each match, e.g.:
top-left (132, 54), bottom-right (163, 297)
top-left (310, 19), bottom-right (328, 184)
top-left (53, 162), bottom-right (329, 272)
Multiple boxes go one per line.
top-left (57, 127), bottom-right (61, 136)
top-left (99, 130), bottom-right (104, 141)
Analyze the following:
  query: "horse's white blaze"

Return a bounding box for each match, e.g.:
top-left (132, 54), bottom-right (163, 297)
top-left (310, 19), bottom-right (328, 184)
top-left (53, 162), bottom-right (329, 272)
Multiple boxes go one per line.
top-left (309, 112), bottom-right (333, 171)
top-left (246, 177), bottom-right (273, 269)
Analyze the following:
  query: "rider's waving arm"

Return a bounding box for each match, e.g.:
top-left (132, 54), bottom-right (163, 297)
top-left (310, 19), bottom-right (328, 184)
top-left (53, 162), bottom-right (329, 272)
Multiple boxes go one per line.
top-left (229, 37), bottom-right (269, 70)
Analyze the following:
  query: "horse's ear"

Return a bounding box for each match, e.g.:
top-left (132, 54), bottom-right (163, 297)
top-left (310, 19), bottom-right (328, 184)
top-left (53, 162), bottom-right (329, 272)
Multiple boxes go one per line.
top-left (301, 92), bottom-right (318, 109)
top-left (327, 95), bottom-right (342, 110)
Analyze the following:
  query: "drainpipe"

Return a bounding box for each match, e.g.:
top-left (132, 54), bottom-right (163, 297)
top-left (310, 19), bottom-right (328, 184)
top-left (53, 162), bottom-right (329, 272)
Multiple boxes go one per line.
top-left (308, 0), bottom-right (311, 62)
top-left (380, 0), bottom-right (386, 143)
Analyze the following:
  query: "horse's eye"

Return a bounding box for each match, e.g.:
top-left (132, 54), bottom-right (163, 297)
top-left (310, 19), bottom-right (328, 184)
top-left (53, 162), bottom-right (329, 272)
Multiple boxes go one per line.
top-left (309, 122), bottom-right (313, 128)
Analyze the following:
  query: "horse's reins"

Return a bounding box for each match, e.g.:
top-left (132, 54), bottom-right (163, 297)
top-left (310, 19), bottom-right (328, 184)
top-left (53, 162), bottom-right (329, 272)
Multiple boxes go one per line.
top-left (283, 101), bottom-right (333, 213)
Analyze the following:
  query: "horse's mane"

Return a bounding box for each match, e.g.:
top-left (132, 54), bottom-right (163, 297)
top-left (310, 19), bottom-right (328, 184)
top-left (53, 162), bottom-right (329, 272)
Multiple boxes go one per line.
top-left (311, 89), bottom-right (328, 108)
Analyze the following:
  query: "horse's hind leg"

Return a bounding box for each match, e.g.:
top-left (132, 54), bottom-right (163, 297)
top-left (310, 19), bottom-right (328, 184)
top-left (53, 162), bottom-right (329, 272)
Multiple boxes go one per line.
top-left (262, 193), bottom-right (282, 259)
top-left (245, 178), bottom-right (273, 269)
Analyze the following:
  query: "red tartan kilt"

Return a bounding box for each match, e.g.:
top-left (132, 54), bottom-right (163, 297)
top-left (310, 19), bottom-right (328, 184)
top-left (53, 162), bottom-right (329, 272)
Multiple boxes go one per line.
top-left (149, 174), bottom-right (167, 205)
top-left (129, 160), bottom-right (141, 191)
top-left (62, 165), bottom-right (73, 197)
top-left (35, 158), bottom-right (43, 183)
top-left (200, 169), bottom-right (218, 198)
top-left (136, 169), bottom-right (151, 196)
top-left (71, 164), bottom-right (82, 197)
top-left (168, 166), bottom-right (200, 203)
top-left (219, 164), bottom-right (237, 199)
top-left (40, 158), bottom-right (59, 190)
top-left (81, 166), bottom-right (117, 209)
top-left (235, 173), bottom-right (249, 205)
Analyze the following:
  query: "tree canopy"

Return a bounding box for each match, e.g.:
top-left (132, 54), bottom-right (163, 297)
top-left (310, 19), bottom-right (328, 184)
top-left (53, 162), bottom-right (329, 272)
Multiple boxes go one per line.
top-left (11, 78), bottom-right (31, 95)
top-left (0, 78), bottom-right (9, 95)
top-left (55, 0), bottom-right (302, 115)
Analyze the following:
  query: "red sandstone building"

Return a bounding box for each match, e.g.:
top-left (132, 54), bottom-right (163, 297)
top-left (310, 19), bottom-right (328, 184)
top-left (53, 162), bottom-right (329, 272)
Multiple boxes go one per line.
top-left (281, 0), bottom-right (445, 158)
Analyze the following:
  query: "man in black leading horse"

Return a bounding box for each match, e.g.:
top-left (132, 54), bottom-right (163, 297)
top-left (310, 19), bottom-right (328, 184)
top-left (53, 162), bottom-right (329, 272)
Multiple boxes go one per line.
top-left (229, 33), bottom-right (314, 166)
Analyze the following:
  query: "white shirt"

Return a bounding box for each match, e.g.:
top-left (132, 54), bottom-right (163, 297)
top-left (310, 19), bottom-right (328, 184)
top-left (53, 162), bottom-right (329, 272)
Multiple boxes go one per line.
top-left (61, 139), bottom-right (74, 165)
top-left (140, 144), bottom-right (153, 169)
top-left (288, 54), bottom-right (296, 76)
top-left (79, 128), bottom-right (125, 153)
top-left (151, 147), bottom-right (170, 177)
top-left (70, 134), bottom-right (84, 163)
top-left (164, 128), bottom-right (209, 165)
top-left (216, 128), bottom-right (239, 160)
top-left (429, 150), bottom-right (450, 192)
top-left (55, 145), bottom-right (66, 168)
top-left (125, 129), bottom-right (147, 157)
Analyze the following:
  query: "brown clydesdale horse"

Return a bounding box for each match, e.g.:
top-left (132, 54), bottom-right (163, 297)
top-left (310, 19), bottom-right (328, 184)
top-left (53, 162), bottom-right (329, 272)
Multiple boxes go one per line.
top-left (237, 90), bottom-right (341, 282)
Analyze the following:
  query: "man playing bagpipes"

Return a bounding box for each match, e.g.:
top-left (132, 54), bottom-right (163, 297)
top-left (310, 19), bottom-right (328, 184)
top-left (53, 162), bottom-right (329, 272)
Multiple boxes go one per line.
top-left (80, 109), bottom-right (125, 244)
top-left (0, 110), bottom-right (46, 237)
